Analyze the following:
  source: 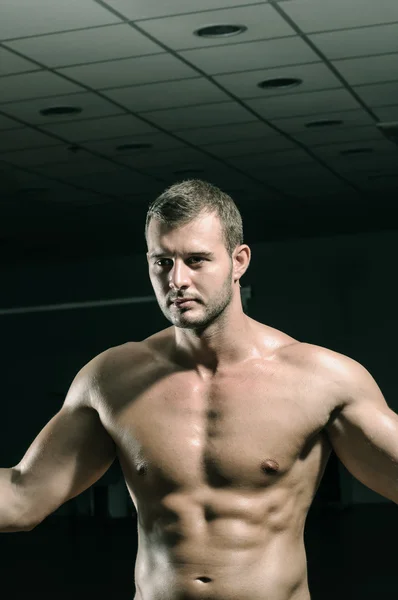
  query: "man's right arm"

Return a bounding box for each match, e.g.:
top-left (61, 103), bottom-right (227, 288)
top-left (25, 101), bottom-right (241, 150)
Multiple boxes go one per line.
top-left (0, 356), bottom-right (116, 532)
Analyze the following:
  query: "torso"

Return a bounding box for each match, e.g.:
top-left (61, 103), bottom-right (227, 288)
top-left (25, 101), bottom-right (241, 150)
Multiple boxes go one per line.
top-left (94, 321), bottom-right (339, 600)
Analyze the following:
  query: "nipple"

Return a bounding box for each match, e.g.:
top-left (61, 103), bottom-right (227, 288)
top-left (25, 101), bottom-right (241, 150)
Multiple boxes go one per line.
top-left (261, 459), bottom-right (279, 474)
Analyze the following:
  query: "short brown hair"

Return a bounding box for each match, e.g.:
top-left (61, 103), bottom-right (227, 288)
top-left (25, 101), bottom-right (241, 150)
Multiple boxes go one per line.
top-left (145, 180), bottom-right (243, 255)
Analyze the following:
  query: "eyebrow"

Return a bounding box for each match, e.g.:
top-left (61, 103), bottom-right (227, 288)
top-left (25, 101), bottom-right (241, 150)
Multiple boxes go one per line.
top-left (149, 251), bottom-right (215, 259)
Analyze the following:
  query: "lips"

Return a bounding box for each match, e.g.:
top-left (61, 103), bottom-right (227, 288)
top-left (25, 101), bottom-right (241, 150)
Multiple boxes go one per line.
top-left (173, 298), bottom-right (196, 306)
top-left (175, 299), bottom-right (194, 304)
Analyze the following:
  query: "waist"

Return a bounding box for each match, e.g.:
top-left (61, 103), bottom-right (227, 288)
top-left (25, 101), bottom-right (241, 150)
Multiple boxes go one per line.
top-left (135, 529), bottom-right (309, 600)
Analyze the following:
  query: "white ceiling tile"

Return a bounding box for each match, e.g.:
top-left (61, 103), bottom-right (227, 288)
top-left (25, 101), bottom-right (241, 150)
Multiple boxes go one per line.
top-left (4, 25), bottom-right (163, 69)
top-left (65, 170), bottom-right (158, 195)
top-left (214, 62), bottom-right (342, 99)
top-left (354, 81), bottom-right (398, 107)
top-left (32, 158), bottom-right (126, 178)
top-left (227, 148), bottom-right (314, 169)
top-left (0, 169), bottom-right (57, 192)
top-left (104, 77), bottom-right (229, 112)
top-left (313, 139), bottom-right (396, 158)
top-left (4, 145), bottom-right (95, 167)
top-left (0, 71), bottom-right (83, 104)
top-left (41, 114), bottom-right (157, 142)
top-left (294, 125), bottom-right (384, 146)
top-left (310, 24), bottom-right (398, 61)
top-left (138, 160), bottom-right (249, 183)
top-left (58, 54), bottom-right (198, 89)
top-left (281, 0), bottom-right (398, 32)
top-left (0, 47), bottom-right (41, 76)
top-left (0, 114), bottom-right (24, 131)
top-left (270, 109), bottom-right (376, 132)
top-left (0, 128), bottom-right (60, 152)
top-left (333, 54), bottom-right (398, 86)
top-left (374, 105), bottom-right (398, 121)
top-left (175, 120), bottom-right (264, 144)
top-left (180, 37), bottom-right (318, 75)
top-left (142, 101), bottom-right (253, 130)
top-left (247, 89), bottom-right (360, 119)
top-left (1, 92), bottom-right (124, 125)
top-left (325, 152), bottom-right (398, 172)
top-left (137, 4), bottom-right (295, 51)
top-left (202, 136), bottom-right (297, 157)
top-left (0, 0), bottom-right (121, 40)
top-left (82, 132), bottom-right (185, 156)
top-left (103, 0), bottom-right (272, 21)
top-left (118, 147), bottom-right (205, 168)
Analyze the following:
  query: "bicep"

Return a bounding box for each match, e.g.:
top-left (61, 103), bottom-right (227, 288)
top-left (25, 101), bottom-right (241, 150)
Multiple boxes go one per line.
top-left (14, 401), bottom-right (116, 528)
top-left (327, 363), bottom-right (398, 500)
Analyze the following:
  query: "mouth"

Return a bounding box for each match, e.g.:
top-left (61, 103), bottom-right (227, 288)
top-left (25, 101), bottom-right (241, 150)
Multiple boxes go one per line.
top-left (173, 299), bottom-right (196, 308)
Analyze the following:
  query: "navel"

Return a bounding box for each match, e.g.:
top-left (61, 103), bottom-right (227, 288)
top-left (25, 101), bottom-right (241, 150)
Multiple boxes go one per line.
top-left (196, 577), bottom-right (212, 583)
top-left (261, 459), bottom-right (280, 474)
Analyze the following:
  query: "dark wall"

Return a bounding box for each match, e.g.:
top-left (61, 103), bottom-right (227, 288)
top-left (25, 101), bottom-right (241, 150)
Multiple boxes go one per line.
top-left (2, 229), bottom-right (398, 505)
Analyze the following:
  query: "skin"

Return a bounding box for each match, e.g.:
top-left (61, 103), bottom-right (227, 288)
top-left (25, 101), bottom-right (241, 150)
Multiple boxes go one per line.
top-left (4, 211), bottom-right (398, 600)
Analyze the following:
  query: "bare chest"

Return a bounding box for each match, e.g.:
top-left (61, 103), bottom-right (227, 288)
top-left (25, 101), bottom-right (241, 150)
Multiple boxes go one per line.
top-left (102, 361), bottom-right (333, 497)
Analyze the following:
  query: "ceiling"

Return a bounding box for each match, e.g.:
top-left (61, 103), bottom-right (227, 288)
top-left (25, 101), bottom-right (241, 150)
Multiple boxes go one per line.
top-left (1, 0), bottom-right (398, 263)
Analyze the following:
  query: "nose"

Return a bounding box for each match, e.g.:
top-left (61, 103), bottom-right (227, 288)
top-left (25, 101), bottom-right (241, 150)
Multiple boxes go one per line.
top-left (168, 259), bottom-right (192, 290)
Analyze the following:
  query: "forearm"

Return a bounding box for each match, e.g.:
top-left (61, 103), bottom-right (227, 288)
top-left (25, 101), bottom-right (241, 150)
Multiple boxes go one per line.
top-left (0, 468), bottom-right (31, 533)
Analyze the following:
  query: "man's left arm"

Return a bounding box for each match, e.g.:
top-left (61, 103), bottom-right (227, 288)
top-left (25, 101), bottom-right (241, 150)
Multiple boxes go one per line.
top-left (325, 353), bottom-right (398, 504)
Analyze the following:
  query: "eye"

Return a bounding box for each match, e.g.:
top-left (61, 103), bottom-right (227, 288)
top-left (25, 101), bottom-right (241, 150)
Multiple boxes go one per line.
top-left (188, 257), bottom-right (205, 265)
top-left (155, 259), bottom-right (172, 267)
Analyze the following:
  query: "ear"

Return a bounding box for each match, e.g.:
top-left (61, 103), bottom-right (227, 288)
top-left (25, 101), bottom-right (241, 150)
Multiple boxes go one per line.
top-left (233, 244), bottom-right (251, 283)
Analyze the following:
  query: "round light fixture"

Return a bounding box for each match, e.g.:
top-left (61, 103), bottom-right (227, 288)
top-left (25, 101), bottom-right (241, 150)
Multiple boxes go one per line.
top-left (257, 77), bottom-right (302, 90)
top-left (39, 106), bottom-right (82, 116)
top-left (305, 119), bottom-right (343, 128)
top-left (115, 143), bottom-right (153, 151)
top-left (368, 172), bottom-right (398, 180)
top-left (194, 24), bottom-right (247, 38)
top-left (340, 147), bottom-right (374, 155)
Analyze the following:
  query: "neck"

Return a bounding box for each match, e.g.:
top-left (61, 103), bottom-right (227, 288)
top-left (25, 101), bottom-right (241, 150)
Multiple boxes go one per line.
top-left (173, 304), bottom-right (259, 375)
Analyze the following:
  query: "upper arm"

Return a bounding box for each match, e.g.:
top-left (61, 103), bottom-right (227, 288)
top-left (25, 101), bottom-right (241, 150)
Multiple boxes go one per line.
top-left (325, 353), bottom-right (398, 502)
top-left (14, 359), bottom-right (116, 528)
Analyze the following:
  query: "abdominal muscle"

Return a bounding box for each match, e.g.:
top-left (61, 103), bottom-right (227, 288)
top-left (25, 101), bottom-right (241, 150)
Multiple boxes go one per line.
top-left (133, 490), bottom-right (311, 600)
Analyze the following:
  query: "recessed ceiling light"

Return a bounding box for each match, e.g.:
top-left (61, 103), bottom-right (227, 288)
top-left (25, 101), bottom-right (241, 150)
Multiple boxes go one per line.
top-left (173, 168), bottom-right (205, 175)
top-left (368, 172), bottom-right (398, 180)
top-left (194, 24), bottom-right (247, 38)
top-left (340, 147), bottom-right (374, 155)
top-left (257, 77), bottom-right (302, 90)
top-left (305, 119), bottom-right (343, 128)
top-left (68, 145), bottom-right (83, 153)
top-left (15, 188), bottom-right (49, 196)
top-left (115, 143), bottom-right (153, 151)
top-left (39, 106), bottom-right (82, 116)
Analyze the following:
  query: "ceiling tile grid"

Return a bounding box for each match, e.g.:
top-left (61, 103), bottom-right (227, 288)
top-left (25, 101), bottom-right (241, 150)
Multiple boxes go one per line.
top-left (280, 0), bottom-right (398, 33)
top-left (309, 23), bottom-right (398, 60)
top-left (57, 54), bottom-right (199, 90)
top-left (102, 0), bottom-right (281, 22)
top-left (0, 0), bottom-right (398, 249)
top-left (135, 4), bottom-right (296, 50)
top-left (0, 0), bottom-right (122, 40)
top-left (103, 77), bottom-right (231, 112)
top-left (179, 37), bottom-right (320, 74)
top-left (213, 62), bottom-right (343, 99)
top-left (0, 92), bottom-right (125, 125)
top-left (3, 25), bottom-right (165, 68)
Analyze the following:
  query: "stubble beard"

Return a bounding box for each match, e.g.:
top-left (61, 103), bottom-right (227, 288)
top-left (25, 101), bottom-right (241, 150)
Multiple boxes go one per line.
top-left (161, 270), bottom-right (233, 332)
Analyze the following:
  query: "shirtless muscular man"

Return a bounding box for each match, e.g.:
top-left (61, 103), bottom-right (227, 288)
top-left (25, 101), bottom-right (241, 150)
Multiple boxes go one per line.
top-left (1, 179), bottom-right (398, 600)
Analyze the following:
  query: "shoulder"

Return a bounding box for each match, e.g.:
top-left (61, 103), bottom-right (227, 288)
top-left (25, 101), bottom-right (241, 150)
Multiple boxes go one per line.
top-left (66, 339), bottom-right (159, 411)
top-left (283, 342), bottom-right (384, 410)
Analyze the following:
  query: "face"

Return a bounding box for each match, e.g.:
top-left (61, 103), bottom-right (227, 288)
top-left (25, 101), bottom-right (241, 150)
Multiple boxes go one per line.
top-left (147, 212), bottom-right (236, 331)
